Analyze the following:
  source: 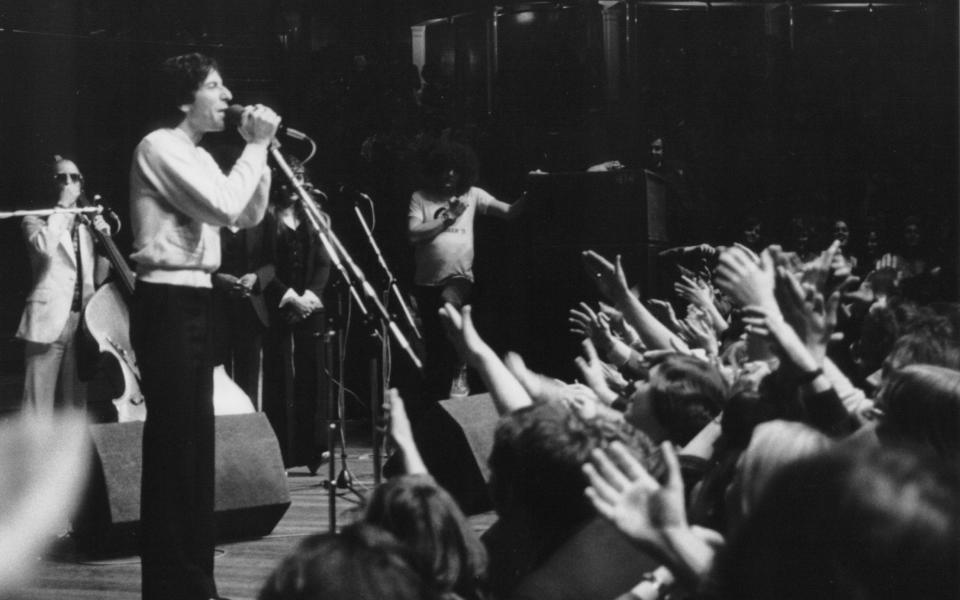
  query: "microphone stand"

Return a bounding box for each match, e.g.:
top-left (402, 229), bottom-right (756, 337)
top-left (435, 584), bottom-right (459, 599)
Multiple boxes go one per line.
top-left (352, 200), bottom-right (422, 344)
top-left (350, 198), bottom-right (423, 485)
top-left (268, 142), bottom-right (422, 526)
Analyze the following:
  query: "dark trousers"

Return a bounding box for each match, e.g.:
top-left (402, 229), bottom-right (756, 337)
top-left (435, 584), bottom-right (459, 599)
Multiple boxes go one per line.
top-left (414, 278), bottom-right (474, 409)
top-left (213, 292), bottom-right (264, 402)
top-left (131, 282), bottom-right (217, 600)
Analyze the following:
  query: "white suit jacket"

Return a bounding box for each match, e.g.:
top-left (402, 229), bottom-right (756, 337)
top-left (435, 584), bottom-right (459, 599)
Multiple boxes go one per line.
top-left (16, 213), bottom-right (102, 344)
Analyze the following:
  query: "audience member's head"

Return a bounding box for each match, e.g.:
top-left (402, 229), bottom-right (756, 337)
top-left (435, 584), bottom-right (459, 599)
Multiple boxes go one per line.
top-left (626, 354), bottom-right (726, 445)
top-left (727, 420), bottom-right (831, 524)
top-left (883, 332), bottom-right (960, 380)
top-left (901, 215), bottom-right (925, 253)
top-left (876, 365), bottom-right (960, 460)
top-left (362, 474), bottom-right (487, 599)
top-left (715, 443), bottom-right (959, 600)
top-left (257, 523), bottom-right (429, 600)
top-left (489, 401), bottom-right (660, 538)
top-left (737, 215), bottom-right (763, 252)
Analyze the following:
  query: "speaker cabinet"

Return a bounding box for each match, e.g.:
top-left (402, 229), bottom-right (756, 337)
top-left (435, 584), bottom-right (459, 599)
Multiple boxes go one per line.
top-left (386, 393), bottom-right (500, 515)
top-left (72, 413), bottom-right (290, 555)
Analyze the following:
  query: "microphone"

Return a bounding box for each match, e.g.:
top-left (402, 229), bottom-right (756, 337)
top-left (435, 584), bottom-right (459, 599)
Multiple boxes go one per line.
top-left (303, 183), bottom-right (328, 200)
top-left (338, 183), bottom-right (372, 203)
top-left (224, 104), bottom-right (309, 141)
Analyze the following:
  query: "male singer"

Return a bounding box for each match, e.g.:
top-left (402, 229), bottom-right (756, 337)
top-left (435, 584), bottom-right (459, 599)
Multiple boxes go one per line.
top-left (128, 53), bottom-right (279, 600)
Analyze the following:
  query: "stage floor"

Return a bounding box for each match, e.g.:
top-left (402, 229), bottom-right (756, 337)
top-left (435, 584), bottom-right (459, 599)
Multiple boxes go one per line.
top-left (9, 439), bottom-right (497, 600)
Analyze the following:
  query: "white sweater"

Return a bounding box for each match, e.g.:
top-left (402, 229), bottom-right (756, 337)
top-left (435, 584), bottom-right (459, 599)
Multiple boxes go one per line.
top-left (129, 127), bottom-right (271, 287)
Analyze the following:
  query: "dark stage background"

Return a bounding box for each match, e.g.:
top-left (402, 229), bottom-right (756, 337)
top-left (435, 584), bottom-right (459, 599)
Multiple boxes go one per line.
top-left (1, 0), bottom-right (957, 405)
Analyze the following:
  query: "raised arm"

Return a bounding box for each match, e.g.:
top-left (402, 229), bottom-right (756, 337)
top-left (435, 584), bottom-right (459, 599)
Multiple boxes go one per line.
top-left (134, 133), bottom-right (271, 229)
top-left (384, 388), bottom-right (427, 475)
top-left (439, 304), bottom-right (532, 415)
top-left (583, 441), bottom-right (719, 590)
top-left (582, 250), bottom-right (689, 352)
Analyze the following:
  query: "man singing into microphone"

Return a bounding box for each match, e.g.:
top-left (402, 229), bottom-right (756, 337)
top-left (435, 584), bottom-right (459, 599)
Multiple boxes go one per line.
top-left (129, 53), bottom-right (279, 600)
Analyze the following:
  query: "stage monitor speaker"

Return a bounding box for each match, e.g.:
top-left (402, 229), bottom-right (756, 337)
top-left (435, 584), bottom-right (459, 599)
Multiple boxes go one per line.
top-left (72, 413), bottom-right (291, 556)
top-left (385, 393), bottom-right (500, 515)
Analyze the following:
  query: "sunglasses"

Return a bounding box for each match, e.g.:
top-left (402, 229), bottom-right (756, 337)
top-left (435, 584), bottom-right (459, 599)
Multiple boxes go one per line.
top-left (54, 173), bottom-right (83, 184)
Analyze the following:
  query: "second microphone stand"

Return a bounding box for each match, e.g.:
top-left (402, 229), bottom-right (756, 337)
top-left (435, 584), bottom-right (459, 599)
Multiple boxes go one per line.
top-left (349, 195), bottom-right (423, 482)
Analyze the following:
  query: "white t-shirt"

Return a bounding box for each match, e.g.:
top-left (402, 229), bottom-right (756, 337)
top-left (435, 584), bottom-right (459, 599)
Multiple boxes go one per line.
top-left (408, 186), bottom-right (495, 286)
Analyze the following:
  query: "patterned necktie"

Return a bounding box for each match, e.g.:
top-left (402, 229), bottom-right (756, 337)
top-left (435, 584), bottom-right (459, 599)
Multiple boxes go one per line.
top-left (71, 222), bottom-right (83, 312)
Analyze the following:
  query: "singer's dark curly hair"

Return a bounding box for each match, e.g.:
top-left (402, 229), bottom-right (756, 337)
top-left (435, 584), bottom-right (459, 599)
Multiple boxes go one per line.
top-left (154, 53), bottom-right (220, 125)
top-left (418, 141), bottom-right (479, 197)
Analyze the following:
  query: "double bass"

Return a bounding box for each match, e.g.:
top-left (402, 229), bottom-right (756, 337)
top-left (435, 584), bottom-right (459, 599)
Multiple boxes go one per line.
top-left (78, 200), bottom-right (145, 422)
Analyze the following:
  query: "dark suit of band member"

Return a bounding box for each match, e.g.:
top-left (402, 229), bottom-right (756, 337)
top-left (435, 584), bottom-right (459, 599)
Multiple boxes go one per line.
top-left (17, 158), bottom-right (110, 417)
top-left (261, 199), bottom-right (332, 469)
top-left (212, 216), bottom-right (277, 403)
top-left (128, 53), bottom-right (279, 600)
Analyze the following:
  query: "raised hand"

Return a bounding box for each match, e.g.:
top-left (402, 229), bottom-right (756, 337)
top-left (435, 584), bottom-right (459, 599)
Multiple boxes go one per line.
top-left (582, 250), bottom-right (631, 303)
top-left (674, 274), bottom-right (714, 310)
top-left (438, 304), bottom-right (489, 368)
top-left (741, 305), bottom-right (820, 373)
top-left (383, 388), bottom-right (427, 474)
top-left (384, 388), bottom-right (414, 452)
top-left (503, 352), bottom-right (547, 400)
top-left (647, 299), bottom-right (683, 334)
top-left (584, 440), bottom-right (688, 552)
top-left (800, 240), bottom-right (840, 292)
top-left (716, 245), bottom-right (778, 312)
top-left (569, 302), bottom-right (617, 354)
top-left (504, 351), bottom-right (609, 418)
top-left (598, 301), bottom-right (644, 349)
top-left (574, 339), bottom-right (620, 406)
top-left (774, 265), bottom-right (856, 365)
top-left (677, 311), bottom-right (719, 358)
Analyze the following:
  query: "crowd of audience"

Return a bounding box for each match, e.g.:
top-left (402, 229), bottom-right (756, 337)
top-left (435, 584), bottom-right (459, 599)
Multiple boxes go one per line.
top-left (253, 200), bottom-right (958, 599)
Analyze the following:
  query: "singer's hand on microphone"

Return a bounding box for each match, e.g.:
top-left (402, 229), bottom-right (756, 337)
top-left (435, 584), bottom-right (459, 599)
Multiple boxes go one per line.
top-left (239, 104), bottom-right (281, 146)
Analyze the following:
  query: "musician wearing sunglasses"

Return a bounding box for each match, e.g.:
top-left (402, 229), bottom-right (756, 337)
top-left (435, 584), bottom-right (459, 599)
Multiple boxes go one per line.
top-left (16, 156), bottom-right (111, 416)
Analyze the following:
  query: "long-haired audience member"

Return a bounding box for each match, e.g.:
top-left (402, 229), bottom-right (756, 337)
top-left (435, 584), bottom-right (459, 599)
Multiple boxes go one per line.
top-left (258, 522), bottom-right (431, 600)
top-left (363, 474), bottom-right (488, 600)
top-left (366, 389), bottom-right (489, 600)
top-left (724, 420), bottom-right (832, 529)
